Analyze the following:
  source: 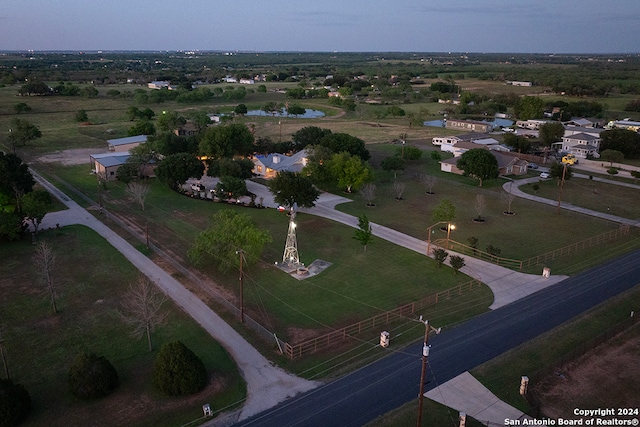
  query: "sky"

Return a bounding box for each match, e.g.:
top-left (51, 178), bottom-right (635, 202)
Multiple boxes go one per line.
top-left (1, 0), bottom-right (640, 54)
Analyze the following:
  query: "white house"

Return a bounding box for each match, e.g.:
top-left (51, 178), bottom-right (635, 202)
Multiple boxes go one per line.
top-left (252, 150), bottom-right (309, 179)
top-left (555, 133), bottom-right (602, 159)
top-left (148, 81), bottom-right (170, 90)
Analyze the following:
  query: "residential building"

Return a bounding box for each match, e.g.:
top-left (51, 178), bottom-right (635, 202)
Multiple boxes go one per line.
top-left (252, 150), bottom-right (309, 179)
top-left (555, 132), bottom-right (602, 159)
top-left (445, 119), bottom-right (492, 133)
top-left (107, 135), bottom-right (147, 152)
top-left (90, 152), bottom-right (131, 181)
top-left (439, 149), bottom-right (528, 177)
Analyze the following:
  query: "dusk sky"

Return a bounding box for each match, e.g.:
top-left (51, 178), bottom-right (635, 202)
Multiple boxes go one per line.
top-left (1, 0), bottom-right (639, 53)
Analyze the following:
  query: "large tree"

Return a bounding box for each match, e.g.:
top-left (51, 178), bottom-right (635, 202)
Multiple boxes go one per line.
top-left (599, 149), bottom-right (625, 166)
top-left (7, 118), bottom-right (42, 152)
top-left (268, 171), bottom-right (320, 208)
top-left (21, 190), bottom-right (51, 234)
top-left (301, 145), bottom-right (334, 185)
top-left (538, 122), bottom-right (566, 147)
top-left (155, 153), bottom-right (204, 190)
top-left (206, 157), bottom-right (254, 179)
top-left (198, 123), bottom-right (254, 158)
top-left (188, 210), bottom-right (272, 271)
top-left (0, 153), bottom-right (35, 210)
top-left (329, 152), bottom-right (373, 193)
top-left (213, 176), bottom-right (248, 201)
top-left (292, 126), bottom-right (332, 149)
top-left (320, 133), bottom-right (370, 160)
top-left (380, 156), bottom-right (405, 179)
top-left (514, 96), bottom-right (545, 120)
top-left (456, 148), bottom-right (499, 187)
top-left (503, 133), bottom-right (531, 153)
top-left (600, 129), bottom-right (640, 159)
top-left (156, 111), bottom-right (186, 133)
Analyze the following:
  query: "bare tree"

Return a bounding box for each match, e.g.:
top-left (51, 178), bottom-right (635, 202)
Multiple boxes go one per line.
top-left (126, 182), bottom-right (150, 211)
top-left (393, 181), bottom-right (406, 200)
top-left (420, 174), bottom-right (437, 194)
top-left (119, 276), bottom-right (168, 352)
top-left (474, 194), bottom-right (487, 221)
top-left (502, 182), bottom-right (516, 214)
top-left (34, 241), bottom-right (58, 314)
top-left (360, 183), bottom-right (377, 206)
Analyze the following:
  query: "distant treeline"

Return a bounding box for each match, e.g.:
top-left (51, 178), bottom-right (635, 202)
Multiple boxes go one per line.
top-left (2, 51), bottom-right (640, 96)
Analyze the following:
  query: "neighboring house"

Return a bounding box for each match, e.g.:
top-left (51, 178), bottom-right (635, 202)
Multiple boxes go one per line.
top-left (174, 121), bottom-right (199, 136)
top-left (252, 150), bottom-right (309, 179)
top-left (554, 132), bottom-right (603, 159)
top-left (564, 118), bottom-right (601, 128)
top-left (438, 133), bottom-right (501, 154)
top-left (239, 78), bottom-right (255, 85)
top-left (445, 119), bottom-right (492, 133)
top-left (439, 149), bottom-right (528, 177)
top-left (506, 81), bottom-right (532, 87)
top-left (107, 135), bottom-right (147, 152)
top-left (606, 119), bottom-right (640, 132)
top-left (148, 81), bottom-right (170, 90)
top-left (90, 152), bottom-right (131, 181)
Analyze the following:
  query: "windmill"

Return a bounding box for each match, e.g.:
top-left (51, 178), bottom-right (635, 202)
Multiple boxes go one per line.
top-left (282, 203), bottom-right (300, 268)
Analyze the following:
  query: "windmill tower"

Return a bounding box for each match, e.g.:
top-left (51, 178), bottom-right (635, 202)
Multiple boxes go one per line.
top-left (282, 204), bottom-right (300, 268)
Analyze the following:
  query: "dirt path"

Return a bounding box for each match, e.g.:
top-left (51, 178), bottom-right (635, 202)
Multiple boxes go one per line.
top-left (36, 147), bottom-right (106, 166)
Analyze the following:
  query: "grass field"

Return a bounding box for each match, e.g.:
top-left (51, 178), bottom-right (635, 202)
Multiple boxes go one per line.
top-left (0, 226), bottom-right (245, 427)
top-left (3, 73), bottom-right (640, 425)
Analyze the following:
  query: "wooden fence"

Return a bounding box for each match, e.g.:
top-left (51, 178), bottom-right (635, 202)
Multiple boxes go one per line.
top-left (283, 279), bottom-right (482, 359)
top-left (438, 224), bottom-right (631, 271)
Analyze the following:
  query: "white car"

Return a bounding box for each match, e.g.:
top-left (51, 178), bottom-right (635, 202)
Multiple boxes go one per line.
top-left (539, 172), bottom-right (550, 179)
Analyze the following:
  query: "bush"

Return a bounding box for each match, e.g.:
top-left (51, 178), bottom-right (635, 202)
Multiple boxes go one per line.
top-left (153, 341), bottom-right (207, 396)
top-left (0, 379), bottom-right (31, 427)
top-left (68, 352), bottom-right (119, 400)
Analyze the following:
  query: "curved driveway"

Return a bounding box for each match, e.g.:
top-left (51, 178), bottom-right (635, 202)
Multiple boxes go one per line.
top-left (32, 168), bottom-right (638, 425)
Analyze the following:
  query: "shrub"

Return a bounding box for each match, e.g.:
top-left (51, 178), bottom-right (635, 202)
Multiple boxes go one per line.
top-left (432, 248), bottom-right (449, 268)
top-left (153, 341), bottom-right (207, 396)
top-left (68, 352), bottom-right (119, 400)
top-left (0, 379), bottom-right (31, 427)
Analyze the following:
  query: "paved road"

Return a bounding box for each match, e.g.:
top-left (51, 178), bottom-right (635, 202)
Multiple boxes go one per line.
top-left (234, 249), bottom-right (640, 426)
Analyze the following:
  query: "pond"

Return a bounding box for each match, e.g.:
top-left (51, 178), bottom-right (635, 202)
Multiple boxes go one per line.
top-left (246, 108), bottom-right (325, 118)
top-left (423, 118), bottom-right (514, 128)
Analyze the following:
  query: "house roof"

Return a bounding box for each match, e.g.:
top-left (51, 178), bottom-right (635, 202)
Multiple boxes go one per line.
top-left (562, 132), bottom-right (601, 141)
top-left (107, 135), bottom-right (148, 146)
top-left (254, 149), bottom-right (309, 173)
top-left (455, 132), bottom-right (491, 142)
top-left (91, 153), bottom-right (131, 167)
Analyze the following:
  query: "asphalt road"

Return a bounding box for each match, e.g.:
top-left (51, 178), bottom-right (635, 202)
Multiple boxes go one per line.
top-left (235, 249), bottom-right (640, 427)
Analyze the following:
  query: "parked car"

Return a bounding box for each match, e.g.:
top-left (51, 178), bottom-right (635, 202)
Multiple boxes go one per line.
top-left (539, 172), bottom-right (550, 179)
top-left (528, 163), bottom-right (539, 170)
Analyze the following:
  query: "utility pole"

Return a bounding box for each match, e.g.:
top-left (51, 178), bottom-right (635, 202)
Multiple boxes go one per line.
top-left (416, 316), bottom-right (441, 427)
top-left (236, 250), bottom-right (245, 323)
top-left (556, 162), bottom-right (567, 214)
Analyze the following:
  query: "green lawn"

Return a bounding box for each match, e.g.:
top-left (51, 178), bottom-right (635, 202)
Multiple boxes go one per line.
top-left (0, 226), bottom-right (245, 427)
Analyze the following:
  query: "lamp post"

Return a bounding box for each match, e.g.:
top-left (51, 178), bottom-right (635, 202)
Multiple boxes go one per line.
top-left (446, 223), bottom-right (456, 249)
top-left (426, 221), bottom-right (455, 255)
top-left (416, 316), bottom-right (441, 427)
